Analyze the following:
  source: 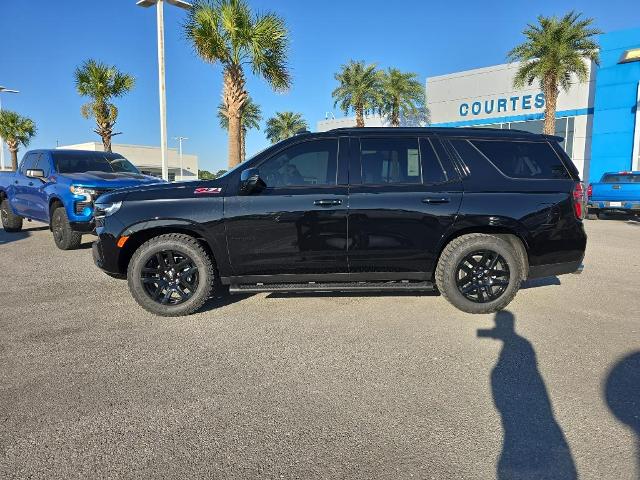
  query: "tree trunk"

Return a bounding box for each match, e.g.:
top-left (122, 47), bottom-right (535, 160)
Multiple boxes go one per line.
top-left (9, 145), bottom-right (18, 171)
top-left (223, 65), bottom-right (247, 168)
top-left (543, 76), bottom-right (558, 135)
top-left (100, 127), bottom-right (113, 153)
top-left (391, 102), bottom-right (400, 127)
top-left (241, 130), bottom-right (246, 162)
top-left (355, 106), bottom-right (365, 128)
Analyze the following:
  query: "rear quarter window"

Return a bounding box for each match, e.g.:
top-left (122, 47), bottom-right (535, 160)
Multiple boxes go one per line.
top-left (469, 139), bottom-right (571, 180)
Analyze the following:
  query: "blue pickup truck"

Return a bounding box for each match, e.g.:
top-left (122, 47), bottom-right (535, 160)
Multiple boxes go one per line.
top-left (587, 171), bottom-right (640, 219)
top-left (0, 149), bottom-right (160, 249)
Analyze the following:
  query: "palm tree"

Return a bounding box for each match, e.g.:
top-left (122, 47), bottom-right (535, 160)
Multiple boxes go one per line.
top-left (265, 112), bottom-right (308, 144)
top-left (185, 0), bottom-right (290, 168)
top-left (218, 96), bottom-right (262, 161)
top-left (74, 59), bottom-right (135, 152)
top-left (380, 68), bottom-right (426, 127)
top-left (0, 110), bottom-right (36, 171)
top-left (508, 11), bottom-right (600, 134)
top-left (332, 60), bottom-right (381, 128)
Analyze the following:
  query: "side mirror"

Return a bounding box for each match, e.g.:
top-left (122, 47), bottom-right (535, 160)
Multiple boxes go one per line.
top-left (26, 169), bottom-right (45, 179)
top-left (240, 168), bottom-right (266, 194)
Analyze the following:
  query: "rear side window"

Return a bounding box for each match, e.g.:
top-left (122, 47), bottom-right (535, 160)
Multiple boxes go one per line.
top-left (360, 137), bottom-right (421, 185)
top-left (602, 173), bottom-right (640, 183)
top-left (420, 138), bottom-right (448, 184)
top-left (470, 139), bottom-right (571, 179)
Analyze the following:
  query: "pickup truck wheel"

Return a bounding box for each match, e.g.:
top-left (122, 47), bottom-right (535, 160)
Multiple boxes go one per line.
top-left (127, 233), bottom-right (215, 316)
top-left (1, 199), bottom-right (23, 232)
top-left (435, 233), bottom-right (524, 314)
top-left (51, 206), bottom-right (82, 250)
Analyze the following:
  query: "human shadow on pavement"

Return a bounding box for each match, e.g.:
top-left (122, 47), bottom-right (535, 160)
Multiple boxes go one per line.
top-left (605, 351), bottom-right (640, 474)
top-left (478, 311), bottom-right (577, 480)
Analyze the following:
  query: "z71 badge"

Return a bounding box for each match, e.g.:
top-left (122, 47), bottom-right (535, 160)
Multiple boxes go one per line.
top-left (194, 187), bottom-right (222, 195)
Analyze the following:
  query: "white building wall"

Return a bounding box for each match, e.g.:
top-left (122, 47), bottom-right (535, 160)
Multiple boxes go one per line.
top-left (59, 142), bottom-right (198, 180)
top-left (317, 114), bottom-right (388, 132)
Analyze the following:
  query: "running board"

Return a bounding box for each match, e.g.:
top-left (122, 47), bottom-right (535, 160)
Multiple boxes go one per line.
top-left (229, 280), bottom-right (435, 294)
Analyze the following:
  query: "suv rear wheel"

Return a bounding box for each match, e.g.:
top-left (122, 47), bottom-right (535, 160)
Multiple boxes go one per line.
top-left (1, 199), bottom-right (23, 232)
top-left (127, 233), bottom-right (215, 316)
top-left (435, 233), bottom-right (524, 314)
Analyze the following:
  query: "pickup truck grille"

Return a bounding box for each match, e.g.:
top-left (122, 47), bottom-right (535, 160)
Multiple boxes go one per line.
top-left (74, 188), bottom-right (112, 216)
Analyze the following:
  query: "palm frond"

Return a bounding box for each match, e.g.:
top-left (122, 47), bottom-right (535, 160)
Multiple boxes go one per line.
top-left (264, 111), bottom-right (307, 143)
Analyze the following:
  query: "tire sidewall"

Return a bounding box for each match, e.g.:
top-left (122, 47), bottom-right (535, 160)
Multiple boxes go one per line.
top-left (127, 237), bottom-right (214, 316)
top-left (51, 207), bottom-right (70, 249)
top-left (438, 236), bottom-right (522, 314)
top-left (1, 199), bottom-right (23, 231)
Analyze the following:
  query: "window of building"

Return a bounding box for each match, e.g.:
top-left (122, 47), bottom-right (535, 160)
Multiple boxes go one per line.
top-left (259, 139), bottom-right (338, 187)
top-left (470, 139), bottom-right (571, 179)
top-left (360, 137), bottom-right (421, 185)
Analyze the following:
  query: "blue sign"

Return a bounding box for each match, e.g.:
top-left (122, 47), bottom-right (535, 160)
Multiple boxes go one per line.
top-left (459, 93), bottom-right (545, 117)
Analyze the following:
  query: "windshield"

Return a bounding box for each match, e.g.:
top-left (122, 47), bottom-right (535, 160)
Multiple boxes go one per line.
top-left (602, 173), bottom-right (640, 183)
top-left (53, 151), bottom-right (140, 174)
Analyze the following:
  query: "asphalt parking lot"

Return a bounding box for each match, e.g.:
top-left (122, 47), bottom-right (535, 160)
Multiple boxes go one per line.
top-left (0, 219), bottom-right (639, 479)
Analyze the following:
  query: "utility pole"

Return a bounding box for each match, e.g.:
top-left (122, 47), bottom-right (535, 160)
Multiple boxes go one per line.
top-left (174, 136), bottom-right (188, 181)
top-left (137, 0), bottom-right (192, 181)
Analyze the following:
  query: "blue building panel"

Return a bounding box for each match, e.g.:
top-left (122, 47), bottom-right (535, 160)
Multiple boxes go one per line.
top-left (589, 27), bottom-right (640, 183)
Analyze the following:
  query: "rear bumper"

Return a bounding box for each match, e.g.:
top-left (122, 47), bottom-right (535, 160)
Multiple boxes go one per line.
top-left (588, 200), bottom-right (640, 213)
top-left (528, 259), bottom-right (584, 279)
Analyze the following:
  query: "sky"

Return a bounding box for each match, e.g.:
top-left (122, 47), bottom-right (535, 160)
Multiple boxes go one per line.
top-left (0, 0), bottom-right (638, 173)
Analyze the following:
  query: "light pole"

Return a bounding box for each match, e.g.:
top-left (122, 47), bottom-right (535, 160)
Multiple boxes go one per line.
top-left (0, 86), bottom-right (20, 171)
top-left (137, 0), bottom-right (192, 181)
top-left (173, 136), bottom-right (188, 181)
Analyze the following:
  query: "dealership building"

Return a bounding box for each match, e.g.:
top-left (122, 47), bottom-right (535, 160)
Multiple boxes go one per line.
top-left (318, 27), bottom-right (640, 183)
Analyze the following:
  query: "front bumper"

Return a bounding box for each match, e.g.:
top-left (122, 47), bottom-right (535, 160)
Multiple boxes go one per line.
top-left (70, 221), bottom-right (95, 233)
top-left (92, 236), bottom-right (126, 278)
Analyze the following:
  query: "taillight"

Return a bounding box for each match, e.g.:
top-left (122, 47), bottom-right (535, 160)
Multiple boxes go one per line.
top-left (587, 184), bottom-right (593, 198)
top-left (573, 182), bottom-right (586, 219)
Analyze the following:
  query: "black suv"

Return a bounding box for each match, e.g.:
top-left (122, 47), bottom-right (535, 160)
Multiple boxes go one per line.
top-left (92, 127), bottom-right (586, 316)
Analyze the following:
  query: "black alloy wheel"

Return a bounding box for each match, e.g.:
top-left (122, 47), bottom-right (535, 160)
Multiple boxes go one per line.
top-left (140, 249), bottom-right (200, 305)
top-left (455, 250), bottom-right (510, 303)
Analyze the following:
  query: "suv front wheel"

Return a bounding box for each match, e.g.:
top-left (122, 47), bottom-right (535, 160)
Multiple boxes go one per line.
top-left (435, 233), bottom-right (524, 314)
top-left (127, 233), bottom-right (215, 316)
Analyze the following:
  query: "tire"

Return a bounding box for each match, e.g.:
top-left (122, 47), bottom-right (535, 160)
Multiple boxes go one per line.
top-left (0, 199), bottom-right (23, 232)
top-left (127, 233), bottom-right (215, 316)
top-left (51, 206), bottom-right (82, 250)
top-left (586, 211), bottom-right (599, 220)
top-left (435, 233), bottom-right (524, 314)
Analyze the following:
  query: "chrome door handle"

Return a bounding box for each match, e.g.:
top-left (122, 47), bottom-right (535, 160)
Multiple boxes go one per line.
top-left (314, 199), bottom-right (342, 206)
top-left (422, 197), bottom-right (450, 204)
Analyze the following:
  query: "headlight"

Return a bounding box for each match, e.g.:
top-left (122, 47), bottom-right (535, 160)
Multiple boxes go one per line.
top-left (94, 201), bottom-right (122, 218)
top-left (70, 185), bottom-right (98, 200)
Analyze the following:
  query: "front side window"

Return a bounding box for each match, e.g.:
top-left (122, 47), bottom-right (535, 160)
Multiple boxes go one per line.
top-left (470, 140), bottom-right (571, 179)
top-left (258, 139), bottom-right (338, 188)
top-left (19, 153), bottom-right (38, 173)
top-left (360, 137), bottom-right (421, 185)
